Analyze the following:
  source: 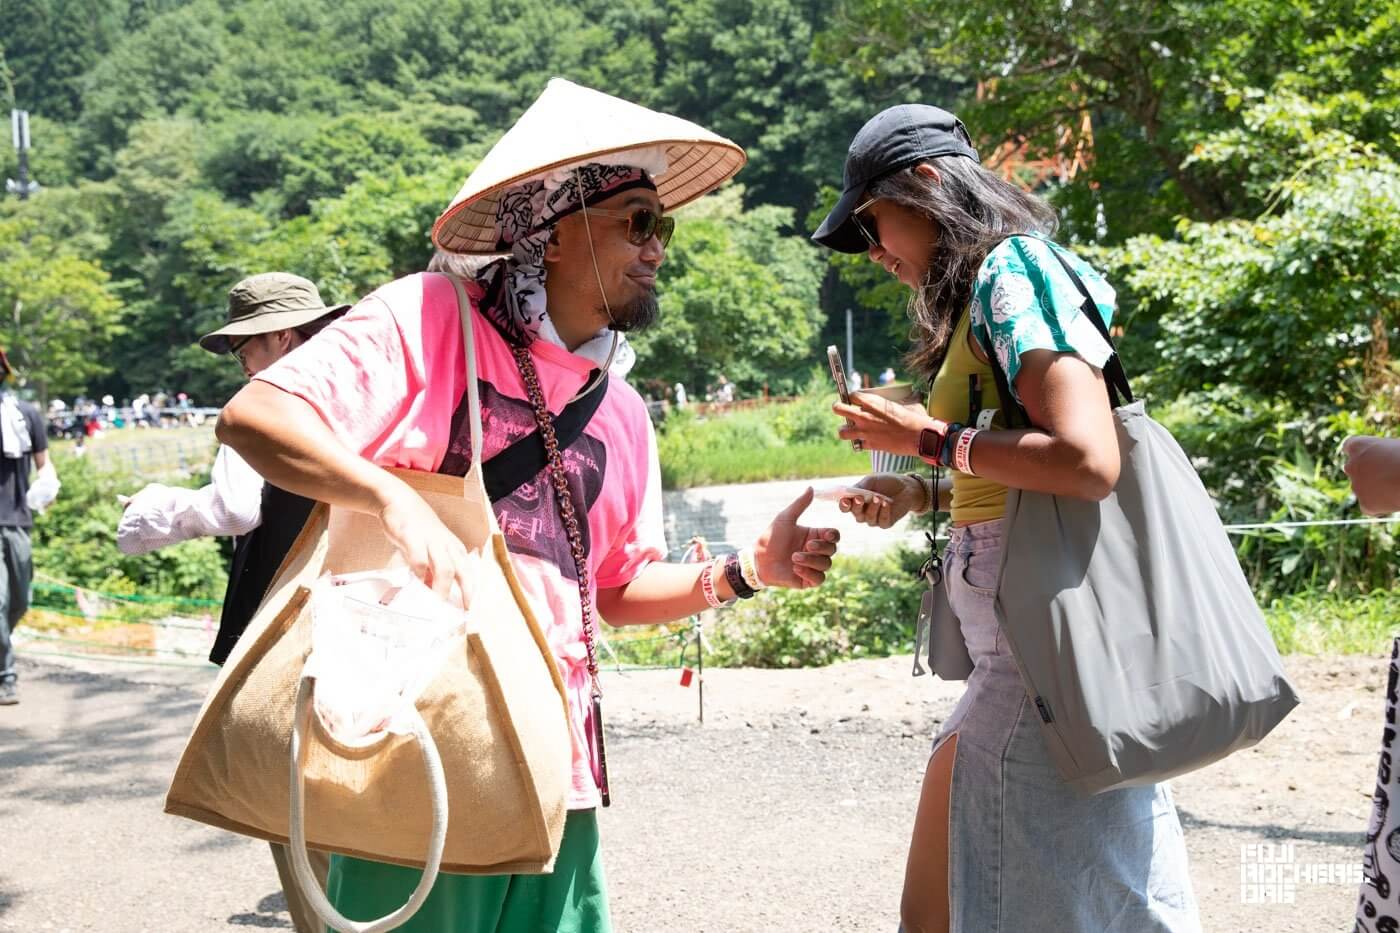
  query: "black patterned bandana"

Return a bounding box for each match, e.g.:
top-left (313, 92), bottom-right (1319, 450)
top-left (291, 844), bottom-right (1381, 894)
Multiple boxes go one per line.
top-left (473, 163), bottom-right (656, 349)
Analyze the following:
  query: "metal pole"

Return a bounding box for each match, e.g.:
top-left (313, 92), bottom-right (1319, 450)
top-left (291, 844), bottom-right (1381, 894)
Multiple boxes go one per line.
top-left (8, 109), bottom-right (37, 200)
top-left (696, 618), bottom-right (704, 725)
top-left (845, 308), bottom-right (854, 382)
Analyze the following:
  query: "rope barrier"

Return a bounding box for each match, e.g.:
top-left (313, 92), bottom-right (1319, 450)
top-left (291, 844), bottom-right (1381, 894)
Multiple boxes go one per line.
top-left (1221, 516), bottom-right (1400, 533)
top-left (25, 514), bottom-right (1400, 669)
top-left (33, 574), bottom-right (221, 607)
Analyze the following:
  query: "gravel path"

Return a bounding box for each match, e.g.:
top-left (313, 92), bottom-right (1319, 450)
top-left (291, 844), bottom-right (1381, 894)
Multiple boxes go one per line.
top-left (0, 651), bottom-right (1380, 931)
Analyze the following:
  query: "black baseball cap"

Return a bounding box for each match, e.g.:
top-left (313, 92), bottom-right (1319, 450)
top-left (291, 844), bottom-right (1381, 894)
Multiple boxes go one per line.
top-left (812, 104), bottom-right (980, 254)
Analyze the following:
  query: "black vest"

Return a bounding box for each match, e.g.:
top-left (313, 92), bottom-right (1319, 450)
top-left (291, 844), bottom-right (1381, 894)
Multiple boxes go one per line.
top-left (209, 483), bottom-right (315, 665)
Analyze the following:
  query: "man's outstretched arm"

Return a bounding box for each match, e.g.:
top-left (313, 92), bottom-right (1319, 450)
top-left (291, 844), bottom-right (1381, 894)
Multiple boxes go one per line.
top-left (596, 487), bottom-right (840, 626)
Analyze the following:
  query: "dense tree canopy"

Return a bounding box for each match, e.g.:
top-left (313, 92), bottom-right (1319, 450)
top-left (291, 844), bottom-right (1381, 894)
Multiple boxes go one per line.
top-left (2, 0), bottom-right (952, 402)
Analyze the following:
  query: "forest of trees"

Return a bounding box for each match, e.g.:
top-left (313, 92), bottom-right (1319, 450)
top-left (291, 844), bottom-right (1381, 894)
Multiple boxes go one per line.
top-left (2, 0), bottom-right (1398, 588)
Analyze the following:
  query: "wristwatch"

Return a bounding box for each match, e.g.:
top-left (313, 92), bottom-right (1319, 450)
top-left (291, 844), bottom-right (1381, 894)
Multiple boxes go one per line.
top-left (940, 424), bottom-right (966, 468)
top-left (917, 422), bottom-right (949, 466)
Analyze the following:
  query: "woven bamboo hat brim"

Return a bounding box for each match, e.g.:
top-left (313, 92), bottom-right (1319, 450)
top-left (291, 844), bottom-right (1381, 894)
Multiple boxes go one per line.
top-left (432, 78), bottom-right (746, 255)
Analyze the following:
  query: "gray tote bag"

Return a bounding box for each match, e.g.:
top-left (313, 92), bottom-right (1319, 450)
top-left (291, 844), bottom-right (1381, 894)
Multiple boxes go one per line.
top-left (989, 247), bottom-right (1300, 796)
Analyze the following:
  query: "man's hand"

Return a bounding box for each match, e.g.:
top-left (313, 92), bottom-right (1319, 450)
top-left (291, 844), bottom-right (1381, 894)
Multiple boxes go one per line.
top-left (377, 483), bottom-right (476, 608)
top-left (1342, 435), bottom-right (1400, 516)
top-left (754, 487), bottom-right (840, 589)
top-left (840, 472), bottom-right (925, 528)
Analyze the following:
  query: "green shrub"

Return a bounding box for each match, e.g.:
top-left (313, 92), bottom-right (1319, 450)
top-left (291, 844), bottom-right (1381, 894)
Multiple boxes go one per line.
top-left (656, 395), bottom-right (870, 488)
top-left (705, 548), bottom-right (925, 668)
top-left (31, 453), bottom-right (229, 602)
top-left (1154, 390), bottom-right (1397, 599)
top-left (768, 392), bottom-right (842, 445)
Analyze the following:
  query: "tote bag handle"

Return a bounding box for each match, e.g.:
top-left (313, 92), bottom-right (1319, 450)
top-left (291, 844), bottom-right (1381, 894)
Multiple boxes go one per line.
top-left (286, 273), bottom-right (483, 931)
top-left (289, 680), bottom-right (449, 933)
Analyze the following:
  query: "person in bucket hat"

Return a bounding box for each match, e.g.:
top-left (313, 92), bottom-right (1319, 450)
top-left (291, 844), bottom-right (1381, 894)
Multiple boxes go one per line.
top-left (198, 271), bottom-right (351, 365)
top-left (122, 272), bottom-right (347, 932)
top-left (218, 79), bottom-right (842, 932)
top-left (121, 272), bottom-right (348, 568)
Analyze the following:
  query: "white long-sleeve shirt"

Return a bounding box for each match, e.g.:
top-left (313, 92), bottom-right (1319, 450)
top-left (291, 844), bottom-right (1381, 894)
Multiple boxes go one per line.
top-left (116, 444), bottom-right (264, 554)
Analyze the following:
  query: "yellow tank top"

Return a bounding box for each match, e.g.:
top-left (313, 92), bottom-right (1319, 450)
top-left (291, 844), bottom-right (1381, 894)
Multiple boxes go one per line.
top-left (926, 312), bottom-right (1008, 523)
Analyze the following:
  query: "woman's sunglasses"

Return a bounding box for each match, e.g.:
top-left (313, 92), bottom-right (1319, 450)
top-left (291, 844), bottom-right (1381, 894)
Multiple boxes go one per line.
top-left (583, 206), bottom-right (676, 247)
top-left (851, 197), bottom-right (880, 248)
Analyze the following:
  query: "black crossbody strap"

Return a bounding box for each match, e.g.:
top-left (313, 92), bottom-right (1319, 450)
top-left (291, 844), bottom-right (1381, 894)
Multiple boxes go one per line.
top-left (482, 372), bottom-right (609, 501)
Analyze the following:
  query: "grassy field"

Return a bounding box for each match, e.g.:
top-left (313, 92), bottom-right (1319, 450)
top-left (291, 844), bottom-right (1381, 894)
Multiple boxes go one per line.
top-left (50, 425), bottom-right (218, 476)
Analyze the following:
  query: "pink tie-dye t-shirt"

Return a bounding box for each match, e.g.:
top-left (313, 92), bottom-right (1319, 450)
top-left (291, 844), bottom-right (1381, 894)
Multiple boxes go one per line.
top-left (255, 272), bottom-right (666, 810)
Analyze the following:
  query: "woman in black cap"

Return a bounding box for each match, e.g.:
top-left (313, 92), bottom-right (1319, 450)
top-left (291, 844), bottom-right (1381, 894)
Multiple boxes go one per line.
top-left (814, 106), bottom-right (1201, 932)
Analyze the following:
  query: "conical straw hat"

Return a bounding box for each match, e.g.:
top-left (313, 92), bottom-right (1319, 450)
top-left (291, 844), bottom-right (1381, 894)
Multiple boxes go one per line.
top-left (432, 78), bottom-right (747, 254)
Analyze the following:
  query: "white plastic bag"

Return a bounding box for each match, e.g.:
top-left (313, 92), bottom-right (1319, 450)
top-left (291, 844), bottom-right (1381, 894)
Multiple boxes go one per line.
top-left (27, 461), bottom-right (60, 513)
top-left (302, 565), bottom-right (474, 746)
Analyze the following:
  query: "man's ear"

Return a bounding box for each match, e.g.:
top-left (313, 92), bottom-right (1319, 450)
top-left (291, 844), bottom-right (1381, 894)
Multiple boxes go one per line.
top-left (543, 222), bottom-right (565, 263)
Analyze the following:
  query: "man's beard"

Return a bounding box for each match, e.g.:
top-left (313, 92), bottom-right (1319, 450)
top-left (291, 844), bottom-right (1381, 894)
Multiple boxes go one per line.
top-left (607, 289), bottom-right (659, 333)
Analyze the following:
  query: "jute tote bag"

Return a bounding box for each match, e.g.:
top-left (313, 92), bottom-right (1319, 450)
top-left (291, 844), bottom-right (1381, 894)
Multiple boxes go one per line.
top-left (165, 277), bottom-right (572, 898)
top-left (989, 245), bottom-right (1299, 796)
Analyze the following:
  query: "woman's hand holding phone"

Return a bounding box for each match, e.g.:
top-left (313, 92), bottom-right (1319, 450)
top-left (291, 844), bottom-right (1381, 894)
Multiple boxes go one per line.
top-left (833, 390), bottom-right (944, 457)
top-left (827, 345), bottom-right (863, 452)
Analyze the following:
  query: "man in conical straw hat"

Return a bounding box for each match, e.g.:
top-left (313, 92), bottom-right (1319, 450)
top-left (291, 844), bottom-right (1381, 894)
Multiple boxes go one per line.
top-left (219, 78), bottom-right (840, 931)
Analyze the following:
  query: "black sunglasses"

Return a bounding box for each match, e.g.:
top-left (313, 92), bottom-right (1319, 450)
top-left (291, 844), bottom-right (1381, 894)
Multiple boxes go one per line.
top-left (584, 206), bottom-right (676, 247)
top-left (851, 197), bottom-right (880, 248)
top-left (228, 334), bottom-right (256, 362)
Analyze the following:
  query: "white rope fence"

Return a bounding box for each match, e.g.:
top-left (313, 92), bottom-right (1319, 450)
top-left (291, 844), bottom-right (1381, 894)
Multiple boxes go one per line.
top-left (1222, 517), bottom-right (1400, 534)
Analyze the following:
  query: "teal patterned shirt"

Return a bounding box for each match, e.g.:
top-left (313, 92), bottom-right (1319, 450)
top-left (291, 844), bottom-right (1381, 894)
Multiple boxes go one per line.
top-left (969, 234), bottom-right (1117, 405)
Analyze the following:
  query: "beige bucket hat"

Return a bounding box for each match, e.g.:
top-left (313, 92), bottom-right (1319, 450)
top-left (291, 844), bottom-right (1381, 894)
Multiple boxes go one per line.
top-left (199, 272), bottom-right (350, 354)
top-left (432, 78), bottom-right (747, 255)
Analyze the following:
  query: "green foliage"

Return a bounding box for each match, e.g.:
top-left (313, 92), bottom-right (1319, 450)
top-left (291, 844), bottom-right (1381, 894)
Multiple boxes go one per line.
top-left (824, 0), bottom-right (1394, 239)
top-left (31, 453), bottom-right (229, 601)
top-left (279, 110), bottom-right (444, 216)
top-left (655, 393), bottom-right (869, 488)
top-left (1264, 588), bottom-right (1400, 656)
top-left (1109, 126), bottom-right (1400, 413)
top-left (706, 548), bottom-right (924, 667)
top-left (633, 187), bottom-right (827, 395)
top-left (0, 214), bottom-right (123, 400)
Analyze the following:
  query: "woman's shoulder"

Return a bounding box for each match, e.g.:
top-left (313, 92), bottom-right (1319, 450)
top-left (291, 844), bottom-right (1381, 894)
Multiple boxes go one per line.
top-left (977, 234), bottom-right (1062, 282)
top-left (975, 234), bottom-right (1115, 311)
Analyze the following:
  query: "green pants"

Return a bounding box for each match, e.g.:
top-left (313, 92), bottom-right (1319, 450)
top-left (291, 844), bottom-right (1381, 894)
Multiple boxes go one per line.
top-left (325, 810), bottom-right (611, 933)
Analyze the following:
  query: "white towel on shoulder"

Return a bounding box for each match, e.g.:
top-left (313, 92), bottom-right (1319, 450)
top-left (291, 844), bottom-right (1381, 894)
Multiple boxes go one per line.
top-left (0, 393), bottom-right (33, 459)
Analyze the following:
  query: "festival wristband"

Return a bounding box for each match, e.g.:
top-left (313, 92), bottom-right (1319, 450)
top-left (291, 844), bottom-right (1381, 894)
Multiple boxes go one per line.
top-left (700, 556), bottom-right (727, 609)
top-left (953, 427), bottom-right (980, 475)
top-left (738, 546), bottom-right (766, 591)
top-left (723, 552), bottom-right (757, 599)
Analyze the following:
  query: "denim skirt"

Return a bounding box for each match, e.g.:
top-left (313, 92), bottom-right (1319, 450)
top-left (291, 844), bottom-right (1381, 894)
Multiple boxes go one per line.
top-left (932, 519), bottom-right (1202, 932)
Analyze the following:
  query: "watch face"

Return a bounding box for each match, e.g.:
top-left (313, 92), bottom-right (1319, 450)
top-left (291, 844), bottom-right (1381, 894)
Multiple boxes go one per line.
top-left (918, 427), bottom-right (942, 460)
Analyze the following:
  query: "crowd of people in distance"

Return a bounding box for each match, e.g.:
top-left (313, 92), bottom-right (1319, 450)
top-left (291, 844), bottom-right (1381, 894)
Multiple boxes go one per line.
top-left (45, 391), bottom-right (206, 441)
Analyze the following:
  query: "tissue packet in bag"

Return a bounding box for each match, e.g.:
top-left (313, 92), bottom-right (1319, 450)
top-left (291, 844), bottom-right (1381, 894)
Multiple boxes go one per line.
top-left (302, 565), bottom-right (473, 745)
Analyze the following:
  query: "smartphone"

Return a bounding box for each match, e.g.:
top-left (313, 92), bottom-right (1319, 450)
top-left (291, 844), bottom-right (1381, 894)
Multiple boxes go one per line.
top-left (827, 345), bottom-right (863, 451)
